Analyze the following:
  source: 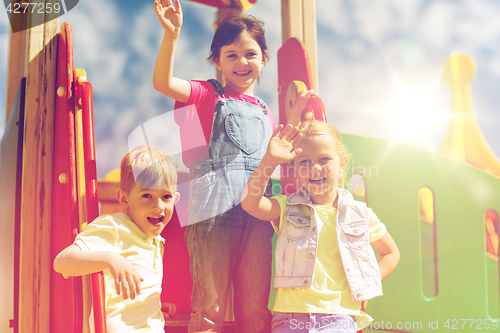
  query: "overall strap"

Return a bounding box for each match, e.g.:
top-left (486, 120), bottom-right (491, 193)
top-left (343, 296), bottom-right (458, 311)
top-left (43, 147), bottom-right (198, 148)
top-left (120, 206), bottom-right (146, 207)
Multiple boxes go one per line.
top-left (208, 78), bottom-right (267, 111)
top-left (255, 96), bottom-right (267, 110)
top-left (207, 79), bottom-right (225, 96)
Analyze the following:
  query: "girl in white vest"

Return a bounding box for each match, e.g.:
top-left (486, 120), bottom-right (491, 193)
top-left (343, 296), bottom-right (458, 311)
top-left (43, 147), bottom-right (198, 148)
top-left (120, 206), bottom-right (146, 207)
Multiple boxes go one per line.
top-left (241, 121), bottom-right (400, 333)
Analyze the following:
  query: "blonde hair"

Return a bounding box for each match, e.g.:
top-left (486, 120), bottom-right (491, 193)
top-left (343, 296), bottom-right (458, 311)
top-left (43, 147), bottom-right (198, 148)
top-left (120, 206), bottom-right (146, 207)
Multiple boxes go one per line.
top-left (297, 121), bottom-right (351, 188)
top-left (120, 146), bottom-right (178, 194)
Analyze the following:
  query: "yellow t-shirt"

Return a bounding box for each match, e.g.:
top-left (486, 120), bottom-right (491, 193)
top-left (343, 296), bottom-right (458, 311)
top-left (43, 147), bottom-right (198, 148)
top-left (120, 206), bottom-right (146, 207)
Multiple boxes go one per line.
top-left (74, 213), bottom-right (165, 333)
top-left (272, 195), bottom-right (386, 329)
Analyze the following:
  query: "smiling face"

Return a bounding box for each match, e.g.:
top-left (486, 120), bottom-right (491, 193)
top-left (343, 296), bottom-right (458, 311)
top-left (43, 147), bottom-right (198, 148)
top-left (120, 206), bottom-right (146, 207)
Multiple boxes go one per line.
top-left (294, 136), bottom-right (344, 206)
top-left (214, 31), bottom-right (265, 96)
top-left (118, 183), bottom-right (180, 238)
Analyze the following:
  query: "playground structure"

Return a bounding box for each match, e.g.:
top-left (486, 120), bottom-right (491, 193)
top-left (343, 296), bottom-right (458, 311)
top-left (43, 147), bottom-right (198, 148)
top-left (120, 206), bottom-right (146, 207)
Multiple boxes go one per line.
top-left (1, 0), bottom-right (500, 333)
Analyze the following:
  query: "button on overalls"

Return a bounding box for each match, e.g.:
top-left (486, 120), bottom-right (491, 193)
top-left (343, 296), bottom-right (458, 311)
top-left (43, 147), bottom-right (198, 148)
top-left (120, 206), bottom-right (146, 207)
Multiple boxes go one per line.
top-left (185, 79), bottom-right (274, 333)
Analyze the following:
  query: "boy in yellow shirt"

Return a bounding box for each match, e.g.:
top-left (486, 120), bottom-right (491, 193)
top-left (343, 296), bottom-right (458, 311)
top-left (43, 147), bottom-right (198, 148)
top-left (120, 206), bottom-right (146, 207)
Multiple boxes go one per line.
top-left (54, 145), bottom-right (179, 332)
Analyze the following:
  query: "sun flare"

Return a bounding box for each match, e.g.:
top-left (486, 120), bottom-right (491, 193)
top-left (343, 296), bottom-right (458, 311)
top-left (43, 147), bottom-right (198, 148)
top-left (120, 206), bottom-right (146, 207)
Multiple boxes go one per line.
top-left (377, 87), bottom-right (449, 150)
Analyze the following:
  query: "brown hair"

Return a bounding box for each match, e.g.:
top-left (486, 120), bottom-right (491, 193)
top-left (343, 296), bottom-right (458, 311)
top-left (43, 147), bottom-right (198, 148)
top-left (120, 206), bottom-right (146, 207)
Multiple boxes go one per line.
top-left (297, 121), bottom-right (351, 188)
top-left (120, 145), bottom-right (178, 194)
top-left (208, 14), bottom-right (269, 65)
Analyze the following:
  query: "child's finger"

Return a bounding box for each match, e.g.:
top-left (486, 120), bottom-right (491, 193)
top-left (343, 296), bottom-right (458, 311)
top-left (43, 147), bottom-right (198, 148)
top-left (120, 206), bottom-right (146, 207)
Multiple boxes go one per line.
top-left (154, 0), bottom-right (161, 14)
top-left (172, 303), bottom-right (177, 316)
top-left (290, 132), bottom-right (303, 146)
top-left (174, 0), bottom-right (182, 13)
top-left (277, 124), bottom-right (292, 139)
top-left (161, 302), bottom-right (169, 312)
top-left (128, 286), bottom-right (136, 300)
top-left (169, 303), bottom-right (177, 316)
top-left (127, 275), bottom-right (138, 300)
top-left (271, 124), bottom-right (284, 137)
top-left (134, 274), bottom-right (142, 295)
top-left (288, 125), bottom-right (301, 138)
top-left (299, 89), bottom-right (316, 99)
top-left (121, 279), bottom-right (129, 300)
top-left (291, 148), bottom-right (303, 156)
top-left (114, 279), bottom-right (121, 296)
top-left (280, 124), bottom-right (298, 141)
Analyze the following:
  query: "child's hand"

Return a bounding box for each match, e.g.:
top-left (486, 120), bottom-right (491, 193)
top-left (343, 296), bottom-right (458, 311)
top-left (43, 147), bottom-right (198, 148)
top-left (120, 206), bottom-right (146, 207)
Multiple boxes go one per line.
top-left (288, 89), bottom-right (316, 126)
top-left (361, 300), bottom-right (368, 311)
top-left (154, 0), bottom-right (183, 38)
top-left (162, 302), bottom-right (177, 318)
top-left (107, 253), bottom-right (144, 300)
top-left (265, 124), bottom-right (303, 166)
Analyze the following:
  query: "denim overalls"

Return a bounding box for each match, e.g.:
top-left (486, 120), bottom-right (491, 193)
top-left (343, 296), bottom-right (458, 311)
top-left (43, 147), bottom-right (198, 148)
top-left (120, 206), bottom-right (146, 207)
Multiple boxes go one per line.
top-left (185, 79), bottom-right (274, 333)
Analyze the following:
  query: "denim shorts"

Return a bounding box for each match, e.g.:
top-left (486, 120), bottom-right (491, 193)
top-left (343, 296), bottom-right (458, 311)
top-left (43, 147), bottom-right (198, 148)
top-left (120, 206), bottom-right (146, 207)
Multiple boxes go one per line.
top-left (272, 312), bottom-right (357, 333)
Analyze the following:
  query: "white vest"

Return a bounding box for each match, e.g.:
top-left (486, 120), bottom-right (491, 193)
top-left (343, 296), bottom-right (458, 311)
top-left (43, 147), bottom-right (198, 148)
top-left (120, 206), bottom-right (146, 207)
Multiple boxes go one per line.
top-left (272, 188), bottom-right (383, 303)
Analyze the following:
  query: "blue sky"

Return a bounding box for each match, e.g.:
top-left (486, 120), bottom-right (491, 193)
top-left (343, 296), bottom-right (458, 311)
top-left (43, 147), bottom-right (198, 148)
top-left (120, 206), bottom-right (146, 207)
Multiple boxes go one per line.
top-left (1, 0), bottom-right (500, 178)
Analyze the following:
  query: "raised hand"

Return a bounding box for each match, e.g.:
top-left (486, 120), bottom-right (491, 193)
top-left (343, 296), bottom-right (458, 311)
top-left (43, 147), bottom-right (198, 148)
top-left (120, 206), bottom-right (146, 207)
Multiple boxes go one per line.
top-left (154, 0), bottom-right (183, 38)
top-left (265, 124), bottom-right (303, 167)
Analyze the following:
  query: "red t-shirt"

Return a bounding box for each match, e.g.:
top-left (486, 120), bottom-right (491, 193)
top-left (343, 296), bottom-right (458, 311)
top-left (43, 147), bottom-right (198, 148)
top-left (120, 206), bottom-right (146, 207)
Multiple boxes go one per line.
top-left (174, 80), bottom-right (277, 168)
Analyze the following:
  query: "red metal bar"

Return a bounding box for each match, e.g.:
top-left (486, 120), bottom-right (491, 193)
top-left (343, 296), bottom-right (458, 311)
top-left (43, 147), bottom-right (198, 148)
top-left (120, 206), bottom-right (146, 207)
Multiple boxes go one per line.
top-left (51, 21), bottom-right (81, 333)
top-left (188, 0), bottom-right (256, 9)
top-left (277, 37), bottom-right (327, 195)
top-left (78, 78), bottom-right (107, 333)
top-left (80, 82), bottom-right (99, 223)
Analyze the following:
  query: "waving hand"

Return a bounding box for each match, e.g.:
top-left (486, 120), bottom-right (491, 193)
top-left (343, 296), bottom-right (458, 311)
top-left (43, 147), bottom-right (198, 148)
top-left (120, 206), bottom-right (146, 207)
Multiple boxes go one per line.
top-left (155, 0), bottom-right (183, 38)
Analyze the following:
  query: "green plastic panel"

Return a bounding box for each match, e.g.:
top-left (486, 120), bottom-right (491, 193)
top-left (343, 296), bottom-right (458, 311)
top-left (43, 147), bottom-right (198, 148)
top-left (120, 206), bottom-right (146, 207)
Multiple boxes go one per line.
top-left (340, 134), bottom-right (500, 332)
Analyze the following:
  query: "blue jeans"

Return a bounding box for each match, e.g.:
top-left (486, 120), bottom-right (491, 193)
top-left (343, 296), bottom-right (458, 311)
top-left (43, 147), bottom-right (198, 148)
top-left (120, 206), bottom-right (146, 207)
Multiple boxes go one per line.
top-left (185, 204), bottom-right (274, 333)
top-left (272, 313), bottom-right (356, 333)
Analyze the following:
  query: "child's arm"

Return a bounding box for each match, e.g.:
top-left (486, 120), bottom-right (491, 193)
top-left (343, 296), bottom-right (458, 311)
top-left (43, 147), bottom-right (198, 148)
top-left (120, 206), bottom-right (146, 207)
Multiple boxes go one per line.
top-left (153, 0), bottom-right (191, 103)
top-left (371, 231), bottom-right (400, 281)
top-left (54, 244), bottom-right (144, 300)
top-left (241, 124), bottom-right (303, 221)
top-left (361, 233), bottom-right (399, 311)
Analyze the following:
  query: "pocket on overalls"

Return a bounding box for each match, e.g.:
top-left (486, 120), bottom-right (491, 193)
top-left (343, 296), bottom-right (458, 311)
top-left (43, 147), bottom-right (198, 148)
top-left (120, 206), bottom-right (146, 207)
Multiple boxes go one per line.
top-left (189, 169), bottom-right (225, 222)
top-left (340, 221), bottom-right (369, 250)
top-left (224, 113), bottom-right (265, 155)
top-left (284, 214), bottom-right (310, 240)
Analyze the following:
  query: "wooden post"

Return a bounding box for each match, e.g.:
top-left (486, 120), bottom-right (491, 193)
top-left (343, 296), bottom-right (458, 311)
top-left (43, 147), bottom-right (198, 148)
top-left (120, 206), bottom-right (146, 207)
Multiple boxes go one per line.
top-left (96, 180), bottom-right (122, 215)
top-left (18, 0), bottom-right (58, 331)
top-left (281, 0), bottom-right (303, 43)
top-left (5, 0), bottom-right (29, 124)
top-left (5, 29), bottom-right (27, 123)
top-left (281, 0), bottom-right (318, 92)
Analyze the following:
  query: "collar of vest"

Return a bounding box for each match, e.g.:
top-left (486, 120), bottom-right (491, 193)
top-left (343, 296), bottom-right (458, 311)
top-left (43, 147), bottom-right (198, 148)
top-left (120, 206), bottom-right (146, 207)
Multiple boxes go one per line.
top-left (286, 187), bottom-right (356, 208)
